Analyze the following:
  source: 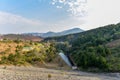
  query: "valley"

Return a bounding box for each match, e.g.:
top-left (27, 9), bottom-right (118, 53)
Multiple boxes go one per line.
top-left (1, 0), bottom-right (120, 80)
top-left (0, 24), bottom-right (120, 79)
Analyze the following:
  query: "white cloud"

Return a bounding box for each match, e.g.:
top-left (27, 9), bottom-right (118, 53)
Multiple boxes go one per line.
top-left (0, 11), bottom-right (42, 26)
top-left (2, 0), bottom-right (120, 33)
top-left (58, 0), bottom-right (66, 3)
top-left (46, 17), bottom-right (85, 32)
top-left (51, 0), bottom-right (87, 17)
top-left (0, 11), bottom-right (44, 34)
top-left (81, 0), bottom-right (120, 30)
top-left (0, 11), bottom-right (84, 34)
top-left (51, 0), bottom-right (120, 31)
top-left (56, 6), bottom-right (63, 8)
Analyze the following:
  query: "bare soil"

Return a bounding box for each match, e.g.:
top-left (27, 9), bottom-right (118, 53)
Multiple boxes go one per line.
top-left (0, 66), bottom-right (120, 80)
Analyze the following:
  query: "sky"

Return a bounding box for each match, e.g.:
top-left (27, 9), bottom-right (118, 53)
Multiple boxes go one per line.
top-left (0, 0), bottom-right (120, 34)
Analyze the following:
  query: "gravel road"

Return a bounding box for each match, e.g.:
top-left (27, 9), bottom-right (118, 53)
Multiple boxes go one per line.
top-left (0, 66), bottom-right (119, 80)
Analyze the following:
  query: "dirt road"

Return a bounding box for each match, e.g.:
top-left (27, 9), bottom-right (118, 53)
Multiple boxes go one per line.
top-left (0, 66), bottom-right (119, 80)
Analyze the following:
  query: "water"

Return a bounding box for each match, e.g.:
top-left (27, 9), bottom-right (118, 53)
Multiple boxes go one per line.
top-left (59, 52), bottom-right (72, 67)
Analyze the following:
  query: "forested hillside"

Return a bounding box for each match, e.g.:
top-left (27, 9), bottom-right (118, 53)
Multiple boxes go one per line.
top-left (45, 23), bottom-right (120, 72)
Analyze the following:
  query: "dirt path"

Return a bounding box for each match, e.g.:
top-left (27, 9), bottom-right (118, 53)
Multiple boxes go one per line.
top-left (0, 66), bottom-right (119, 80)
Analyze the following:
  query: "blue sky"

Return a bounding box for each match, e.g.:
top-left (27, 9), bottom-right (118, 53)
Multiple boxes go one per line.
top-left (0, 0), bottom-right (68, 22)
top-left (0, 0), bottom-right (120, 34)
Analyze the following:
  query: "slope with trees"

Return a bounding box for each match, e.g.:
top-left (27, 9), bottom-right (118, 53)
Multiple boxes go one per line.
top-left (45, 23), bottom-right (120, 72)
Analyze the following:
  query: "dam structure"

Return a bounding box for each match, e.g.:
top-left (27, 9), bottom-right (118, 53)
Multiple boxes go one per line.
top-left (59, 52), bottom-right (77, 70)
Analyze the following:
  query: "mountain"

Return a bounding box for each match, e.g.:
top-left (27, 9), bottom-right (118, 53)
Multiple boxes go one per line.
top-left (24, 28), bottom-right (84, 38)
top-left (44, 23), bottom-right (120, 71)
top-left (57, 28), bottom-right (83, 35)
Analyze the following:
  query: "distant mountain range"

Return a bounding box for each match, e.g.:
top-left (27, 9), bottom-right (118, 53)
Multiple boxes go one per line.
top-left (0, 28), bottom-right (83, 41)
top-left (23, 28), bottom-right (84, 38)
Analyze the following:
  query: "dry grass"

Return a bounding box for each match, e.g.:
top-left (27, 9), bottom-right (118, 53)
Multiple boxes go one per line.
top-left (0, 41), bottom-right (24, 58)
top-left (0, 41), bottom-right (36, 59)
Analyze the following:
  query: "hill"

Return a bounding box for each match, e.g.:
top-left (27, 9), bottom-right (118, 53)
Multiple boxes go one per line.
top-left (24, 28), bottom-right (83, 38)
top-left (0, 39), bottom-right (58, 67)
top-left (44, 23), bottom-right (120, 72)
top-left (1, 34), bottom-right (42, 42)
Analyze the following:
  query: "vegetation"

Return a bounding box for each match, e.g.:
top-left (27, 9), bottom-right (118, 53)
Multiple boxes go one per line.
top-left (45, 23), bottom-right (120, 72)
top-left (0, 40), bottom-right (57, 66)
top-left (2, 23), bottom-right (120, 72)
top-left (69, 23), bottom-right (120, 71)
